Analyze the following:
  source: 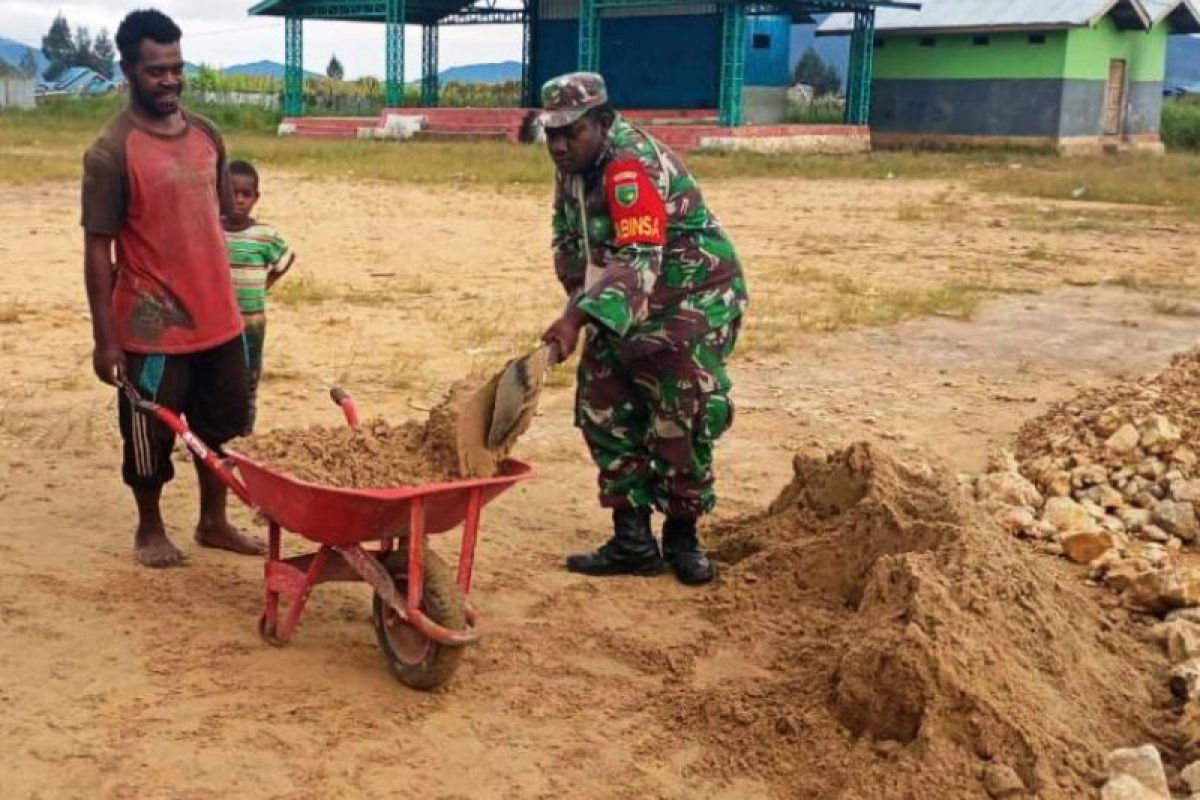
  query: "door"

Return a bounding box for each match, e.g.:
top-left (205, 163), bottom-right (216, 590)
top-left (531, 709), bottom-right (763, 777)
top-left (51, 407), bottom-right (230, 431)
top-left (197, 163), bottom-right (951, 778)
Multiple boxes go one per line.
top-left (1103, 59), bottom-right (1127, 137)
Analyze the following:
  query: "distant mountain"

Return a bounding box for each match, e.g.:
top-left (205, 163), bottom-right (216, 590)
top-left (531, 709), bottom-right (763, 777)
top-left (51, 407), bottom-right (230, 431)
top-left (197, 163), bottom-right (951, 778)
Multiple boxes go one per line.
top-left (0, 35), bottom-right (48, 76)
top-left (438, 60), bottom-right (521, 85)
top-left (221, 60), bottom-right (320, 79)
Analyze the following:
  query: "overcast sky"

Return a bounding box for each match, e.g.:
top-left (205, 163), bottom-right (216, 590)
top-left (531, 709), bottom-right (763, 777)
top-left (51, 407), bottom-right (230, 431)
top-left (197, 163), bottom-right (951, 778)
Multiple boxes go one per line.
top-left (0, 1), bottom-right (523, 78)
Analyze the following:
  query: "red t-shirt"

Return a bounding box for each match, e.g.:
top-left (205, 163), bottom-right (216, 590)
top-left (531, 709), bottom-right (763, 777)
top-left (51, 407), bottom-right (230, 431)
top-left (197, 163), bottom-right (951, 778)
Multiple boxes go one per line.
top-left (81, 110), bottom-right (243, 354)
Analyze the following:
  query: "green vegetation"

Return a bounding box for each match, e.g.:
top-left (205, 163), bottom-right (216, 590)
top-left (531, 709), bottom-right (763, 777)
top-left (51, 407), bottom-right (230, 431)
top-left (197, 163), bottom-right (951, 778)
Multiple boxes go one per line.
top-left (1163, 96), bottom-right (1200, 151)
top-left (6, 96), bottom-right (1200, 218)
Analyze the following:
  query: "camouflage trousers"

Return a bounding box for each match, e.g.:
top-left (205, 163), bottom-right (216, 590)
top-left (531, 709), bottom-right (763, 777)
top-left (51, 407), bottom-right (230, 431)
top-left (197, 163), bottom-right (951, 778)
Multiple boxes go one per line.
top-left (575, 319), bottom-right (740, 518)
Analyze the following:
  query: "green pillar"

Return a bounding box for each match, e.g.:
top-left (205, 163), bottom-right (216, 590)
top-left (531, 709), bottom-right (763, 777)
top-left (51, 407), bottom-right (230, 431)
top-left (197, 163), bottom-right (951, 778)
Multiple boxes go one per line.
top-left (386, 0), bottom-right (406, 108)
top-left (718, 2), bottom-right (746, 127)
top-left (421, 24), bottom-right (439, 107)
top-left (846, 9), bottom-right (875, 125)
top-left (578, 0), bottom-right (599, 73)
top-left (284, 15), bottom-right (303, 117)
top-left (522, 8), bottom-right (538, 107)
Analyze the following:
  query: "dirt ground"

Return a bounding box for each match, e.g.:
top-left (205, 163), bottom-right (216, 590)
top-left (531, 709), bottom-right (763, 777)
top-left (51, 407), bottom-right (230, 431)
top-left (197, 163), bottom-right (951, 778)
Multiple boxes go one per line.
top-left (0, 174), bottom-right (1198, 799)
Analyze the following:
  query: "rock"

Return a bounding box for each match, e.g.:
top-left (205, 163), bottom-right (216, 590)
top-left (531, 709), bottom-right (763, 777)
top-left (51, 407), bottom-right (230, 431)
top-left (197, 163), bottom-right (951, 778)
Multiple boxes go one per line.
top-left (1105, 745), bottom-right (1170, 797)
top-left (1129, 544), bottom-right (1168, 570)
top-left (1173, 480), bottom-right (1200, 505)
top-left (1046, 471), bottom-right (1073, 497)
top-left (978, 471), bottom-right (1043, 510)
top-left (1100, 774), bottom-right (1167, 800)
top-left (982, 763), bottom-right (1025, 798)
top-left (1062, 530), bottom-right (1116, 565)
top-left (1172, 659), bottom-right (1200, 703)
top-left (1121, 508), bottom-right (1153, 533)
top-left (1100, 515), bottom-right (1127, 535)
top-left (1096, 407), bottom-right (1124, 437)
top-left (1135, 491), bottom-right (1161, 510)
top-left (1153, 501), bottom-right (1199, 542)
top-left (986, 449), bottom-right (1020, 475)
top-left (990, 504), bottom-right (1037, 537)
top-left (1107, 423), bottom-right (1142, 456)
top-left (1173, 445), bottom-right (1198, 470)
top-left (1124, 569), bottom-right (1200, 616)
top-left (1140, 525), bottom-right (1171, 544)
top-left (1140, 415), bottom-right (1182, 454)
top-left (1168, 623), bottom-right (1200, 664)
top-left (1091, 484), bottom-right (1126, 510)
top-left (1074, 463), bottom-right (1111, 488)
top-left (1037, 541), bottom-right (1064, 557)
top-left (1106, 561), bottom-right (1154, 593)
top-left (1181, 760), bottom-right (1200, 793)
top-left (1168, 608), bottom-right (1200, 625)
top-left (1139, 459), bottom-right (1168, 480)
top-left (1043, 497), bottom-right (1096, 533)
top-left (1082, 499), bottom-right (1109, 520)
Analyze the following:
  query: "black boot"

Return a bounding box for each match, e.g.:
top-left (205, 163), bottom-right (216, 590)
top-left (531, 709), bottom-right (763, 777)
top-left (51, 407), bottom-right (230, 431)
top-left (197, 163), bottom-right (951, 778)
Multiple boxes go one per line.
top-left (663, 517), bottom-right (715, 586)
top-left (566, 508), bottom-right (666, 577)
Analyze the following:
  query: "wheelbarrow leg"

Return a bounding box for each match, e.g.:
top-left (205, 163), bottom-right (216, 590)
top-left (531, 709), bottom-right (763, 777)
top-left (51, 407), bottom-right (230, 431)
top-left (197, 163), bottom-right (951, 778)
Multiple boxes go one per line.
top-left (260, 521), bottom-right (283, 643)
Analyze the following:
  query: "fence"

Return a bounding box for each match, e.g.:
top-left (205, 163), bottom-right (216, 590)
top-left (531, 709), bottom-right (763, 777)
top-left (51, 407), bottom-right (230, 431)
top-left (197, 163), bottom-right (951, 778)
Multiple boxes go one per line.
top-left (1, 78), bottom-right (36, 109)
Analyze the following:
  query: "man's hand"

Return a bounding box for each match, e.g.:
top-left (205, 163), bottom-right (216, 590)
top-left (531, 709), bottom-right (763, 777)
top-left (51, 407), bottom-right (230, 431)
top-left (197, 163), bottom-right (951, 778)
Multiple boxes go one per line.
top-left (92, 341), bottom-right (126, 386)
top-left (542, 305), bottom-right (589, 361)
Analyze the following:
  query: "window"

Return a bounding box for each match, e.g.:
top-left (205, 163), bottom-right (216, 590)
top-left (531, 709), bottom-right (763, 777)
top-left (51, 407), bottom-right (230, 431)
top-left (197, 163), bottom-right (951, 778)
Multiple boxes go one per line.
top-left (973, 35), bottom-right (990, 46)
top-left (1029, 32), bottom-right (1047, 44)
top-left (919, 37), bottom-right (937, 47)
top-left (752, 33), bottom-right (771, 50)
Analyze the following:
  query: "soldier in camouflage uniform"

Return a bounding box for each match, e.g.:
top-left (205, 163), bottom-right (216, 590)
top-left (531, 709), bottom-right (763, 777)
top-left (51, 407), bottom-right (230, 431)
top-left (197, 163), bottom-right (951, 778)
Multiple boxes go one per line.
top-left (538, 73), bottom-right (748, 586)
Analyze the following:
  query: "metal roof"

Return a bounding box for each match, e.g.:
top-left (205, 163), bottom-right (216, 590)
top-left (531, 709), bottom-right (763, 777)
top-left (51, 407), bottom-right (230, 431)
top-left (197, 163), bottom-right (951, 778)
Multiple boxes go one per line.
top-left (248, 0), bottom-right (486, 26)
top-left (819, 0), bottom-right (1200, 34)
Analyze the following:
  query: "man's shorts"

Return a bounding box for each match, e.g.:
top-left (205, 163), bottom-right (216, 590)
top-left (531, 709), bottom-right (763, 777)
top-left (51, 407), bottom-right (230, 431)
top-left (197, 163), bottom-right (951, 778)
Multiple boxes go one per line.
top-left (118, 335), bottom-right (250, 490)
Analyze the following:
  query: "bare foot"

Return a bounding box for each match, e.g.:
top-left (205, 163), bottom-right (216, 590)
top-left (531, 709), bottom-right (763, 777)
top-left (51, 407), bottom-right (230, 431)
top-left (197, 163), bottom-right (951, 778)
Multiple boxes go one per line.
top-left (195, 522), bottom-right (265, 557)
top-left (135, 528), bottom-right (186, 568)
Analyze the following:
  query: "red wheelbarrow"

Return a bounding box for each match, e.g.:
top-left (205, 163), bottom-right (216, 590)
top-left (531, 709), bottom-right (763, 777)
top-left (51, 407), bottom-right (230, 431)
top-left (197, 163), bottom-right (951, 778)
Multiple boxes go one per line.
top-left (122, 383), bottom-right (534, 690)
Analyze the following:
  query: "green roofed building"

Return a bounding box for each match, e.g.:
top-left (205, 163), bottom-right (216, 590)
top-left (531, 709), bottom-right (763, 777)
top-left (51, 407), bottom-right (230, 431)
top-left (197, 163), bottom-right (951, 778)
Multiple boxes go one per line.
top-left (820, 0), bottom-right (1200, 152)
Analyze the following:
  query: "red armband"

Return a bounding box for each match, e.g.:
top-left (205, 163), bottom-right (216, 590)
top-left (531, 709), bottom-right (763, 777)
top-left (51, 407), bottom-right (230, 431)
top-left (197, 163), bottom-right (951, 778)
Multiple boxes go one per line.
top-left (605, 158), bottom-right (667, 247)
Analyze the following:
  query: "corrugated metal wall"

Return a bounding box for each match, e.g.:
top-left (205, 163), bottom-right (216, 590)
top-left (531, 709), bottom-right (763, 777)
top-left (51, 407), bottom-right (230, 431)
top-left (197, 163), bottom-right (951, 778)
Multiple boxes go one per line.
top-left (0, 78), bottom-right (35, 109)
top-left (533, 6), bottom-right (791, 107)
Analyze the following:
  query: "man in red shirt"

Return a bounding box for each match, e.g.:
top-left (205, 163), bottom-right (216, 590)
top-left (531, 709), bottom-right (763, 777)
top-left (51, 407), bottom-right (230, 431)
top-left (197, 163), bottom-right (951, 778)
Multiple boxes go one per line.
top-left (82, 9), bottom-right (263, 567)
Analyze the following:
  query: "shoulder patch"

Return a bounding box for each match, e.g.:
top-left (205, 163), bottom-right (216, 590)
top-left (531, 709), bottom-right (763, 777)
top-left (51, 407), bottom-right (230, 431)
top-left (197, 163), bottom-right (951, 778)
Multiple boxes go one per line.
top-left (604, 158), bottom-right (666, 248)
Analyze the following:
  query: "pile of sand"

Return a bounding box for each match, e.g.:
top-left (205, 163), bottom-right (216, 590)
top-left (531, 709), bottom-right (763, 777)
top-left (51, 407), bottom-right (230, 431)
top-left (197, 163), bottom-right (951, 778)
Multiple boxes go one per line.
top-left (664, 443), bottom-right (1168, 798)
top-left (233, 378), bottom-right (512, 488)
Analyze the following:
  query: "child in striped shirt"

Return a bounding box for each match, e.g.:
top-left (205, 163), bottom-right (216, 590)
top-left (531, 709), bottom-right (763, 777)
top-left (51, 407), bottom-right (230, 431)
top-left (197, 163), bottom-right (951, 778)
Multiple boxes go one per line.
top-left (224, 160), bottom-right (294, 433)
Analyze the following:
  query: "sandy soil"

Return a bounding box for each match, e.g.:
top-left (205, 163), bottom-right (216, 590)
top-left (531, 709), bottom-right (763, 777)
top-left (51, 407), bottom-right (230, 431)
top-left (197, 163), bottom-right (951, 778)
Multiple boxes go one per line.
top-left (0, 174), bottom-right (1198, 799)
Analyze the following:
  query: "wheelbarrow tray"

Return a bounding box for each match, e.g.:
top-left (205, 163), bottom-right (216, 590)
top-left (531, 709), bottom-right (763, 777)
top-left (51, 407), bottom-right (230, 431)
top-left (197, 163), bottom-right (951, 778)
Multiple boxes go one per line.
top-left (225, 450), bottom-right (533, 548)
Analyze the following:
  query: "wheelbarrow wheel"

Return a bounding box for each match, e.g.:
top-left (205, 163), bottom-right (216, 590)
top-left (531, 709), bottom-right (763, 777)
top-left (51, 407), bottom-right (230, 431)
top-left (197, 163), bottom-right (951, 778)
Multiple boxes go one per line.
top-left (371, 549), bottom-right (467, 691)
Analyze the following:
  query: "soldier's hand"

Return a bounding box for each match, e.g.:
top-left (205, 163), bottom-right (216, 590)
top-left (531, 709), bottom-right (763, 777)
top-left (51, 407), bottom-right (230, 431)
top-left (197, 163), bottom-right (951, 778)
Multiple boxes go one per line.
top-left (542, 306), bottom-right (588, 360)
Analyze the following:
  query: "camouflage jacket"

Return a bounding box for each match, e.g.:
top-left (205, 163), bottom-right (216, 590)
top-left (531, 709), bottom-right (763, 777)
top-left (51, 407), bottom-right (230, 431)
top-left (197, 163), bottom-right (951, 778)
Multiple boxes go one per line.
top-left (552, 116), bottom-right (748, 360)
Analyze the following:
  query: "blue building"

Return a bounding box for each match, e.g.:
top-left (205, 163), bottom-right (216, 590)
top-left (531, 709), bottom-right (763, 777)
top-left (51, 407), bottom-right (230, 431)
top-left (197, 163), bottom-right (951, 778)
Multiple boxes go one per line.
top-left (251, 0), bottom-right (908, 126)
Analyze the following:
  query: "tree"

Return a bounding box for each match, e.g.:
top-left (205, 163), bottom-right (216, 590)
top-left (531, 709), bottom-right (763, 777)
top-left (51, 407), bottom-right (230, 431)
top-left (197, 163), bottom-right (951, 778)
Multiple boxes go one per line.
top-left (73, 25), bottom-right (94, 72)
top-left (326, 54), bottom-right (344, 81)
top-left (793, 47), bottom-right (841, 97)
top-left (41, 13), bottom-right (74, 80)
top-left (18, 49), bottom-right (39, 79)
top-left (92, 29), bottom-right (116, 78)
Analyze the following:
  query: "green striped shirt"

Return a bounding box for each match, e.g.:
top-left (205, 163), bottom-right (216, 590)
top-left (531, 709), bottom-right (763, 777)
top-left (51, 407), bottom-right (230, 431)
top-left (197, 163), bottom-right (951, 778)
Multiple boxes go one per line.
top-left (225, 222), bottom-right (291, 314)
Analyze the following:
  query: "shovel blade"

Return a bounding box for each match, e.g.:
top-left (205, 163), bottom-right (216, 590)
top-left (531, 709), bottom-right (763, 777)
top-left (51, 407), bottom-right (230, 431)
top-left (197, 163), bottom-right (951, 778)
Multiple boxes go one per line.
top-left (486, 345), bottom-right (553, 450)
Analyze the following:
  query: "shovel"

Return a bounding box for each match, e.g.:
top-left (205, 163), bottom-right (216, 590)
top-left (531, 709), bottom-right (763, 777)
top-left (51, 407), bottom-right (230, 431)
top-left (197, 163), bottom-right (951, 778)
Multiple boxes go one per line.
top-left (486, 342), bottom-right (561, 450)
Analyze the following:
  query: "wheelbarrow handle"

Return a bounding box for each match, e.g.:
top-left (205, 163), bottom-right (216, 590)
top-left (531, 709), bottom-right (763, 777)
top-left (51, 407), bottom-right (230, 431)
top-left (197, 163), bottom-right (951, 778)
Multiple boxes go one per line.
top-left (120, 380), bottom-right (254, 507)
top-left (328, 386), bottom-right (360, 429)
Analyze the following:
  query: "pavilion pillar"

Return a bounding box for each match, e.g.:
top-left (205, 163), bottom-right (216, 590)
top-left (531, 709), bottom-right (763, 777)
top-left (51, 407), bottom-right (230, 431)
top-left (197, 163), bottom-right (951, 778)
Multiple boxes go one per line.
top-left (386, 0), bottom-right (406, 107)
top-left (578, 0), bottom-right (599, 72)
top-left (421, 24), bottom-right (439, 107)
top-left (846, 8), bottom-right (876, 125)
top-left (284, 15), bottom-right (304, 116)
top-left (718, 2), bottom-right (747, 126)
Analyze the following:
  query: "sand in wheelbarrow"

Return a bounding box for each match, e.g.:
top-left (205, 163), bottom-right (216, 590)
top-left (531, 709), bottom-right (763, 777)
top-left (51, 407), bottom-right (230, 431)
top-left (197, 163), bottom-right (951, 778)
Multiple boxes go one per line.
top-left (660, 442), bottom-right (1168, 798)
top-left (233, 378), bottom-right (513, 488)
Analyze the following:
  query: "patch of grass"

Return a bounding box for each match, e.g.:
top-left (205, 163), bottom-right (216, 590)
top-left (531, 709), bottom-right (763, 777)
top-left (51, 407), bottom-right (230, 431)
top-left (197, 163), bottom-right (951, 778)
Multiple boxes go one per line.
top-left (1150, 298), bottom-right (1200, 317)
top-left (829, 282), bottom-right (982, 329)
top-left (0, 301), bottom-right (26, 325)
top-left (896, 204), bottom-right (926, 222)
top-left (382, 354), bottom-right (424, 390)
top-left (272, 273), bottom-right (338, 306)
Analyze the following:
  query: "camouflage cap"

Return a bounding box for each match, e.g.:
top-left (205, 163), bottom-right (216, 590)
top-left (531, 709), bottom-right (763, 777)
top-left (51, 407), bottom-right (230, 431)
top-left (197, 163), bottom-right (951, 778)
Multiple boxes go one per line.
top-left (538, 72), bottom-right (609, 129)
